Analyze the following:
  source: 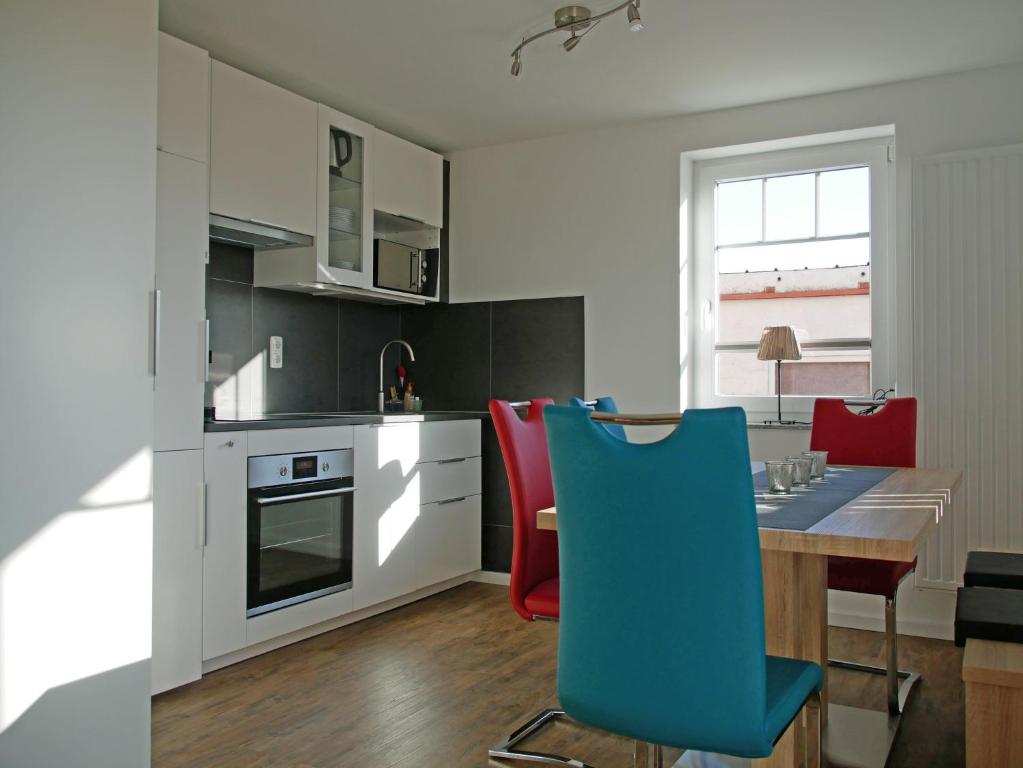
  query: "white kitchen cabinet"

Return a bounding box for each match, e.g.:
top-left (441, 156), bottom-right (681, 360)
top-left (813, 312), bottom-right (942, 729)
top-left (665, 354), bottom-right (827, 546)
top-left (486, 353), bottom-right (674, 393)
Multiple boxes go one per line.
top-left (352, 423), bottom-right (420, 610)
top-left (210, 61), bottom-right (317, 236)
top-left (373, 129), bottom-right (443, 228)
top-left (157, 33), bottom-right (209, 163)
top-left (255, 103), bottom-right (375, 291)
top-left (416, 495), bottom-right (481, 587)
top-left (155, 150), bottom-right (207, 452)
top-left (152, 449), bottom-right (204, 694)
top-left (202, 431), bottom-right (248, 660)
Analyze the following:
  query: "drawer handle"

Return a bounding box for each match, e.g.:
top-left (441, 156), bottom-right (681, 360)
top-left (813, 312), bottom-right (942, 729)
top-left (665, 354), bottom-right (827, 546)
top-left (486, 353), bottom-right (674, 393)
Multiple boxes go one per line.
top-left (436, 496), bottom-right (467, 505)
top-left (438, 457), bottom-right (468, 464)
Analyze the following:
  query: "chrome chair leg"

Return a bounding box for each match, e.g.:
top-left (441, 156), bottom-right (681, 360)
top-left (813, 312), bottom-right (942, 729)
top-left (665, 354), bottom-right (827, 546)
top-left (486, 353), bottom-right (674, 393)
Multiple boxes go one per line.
top-left (827, 594), bottom-right (921, 715)
top-left (489, 708), bottom-right (594, 767)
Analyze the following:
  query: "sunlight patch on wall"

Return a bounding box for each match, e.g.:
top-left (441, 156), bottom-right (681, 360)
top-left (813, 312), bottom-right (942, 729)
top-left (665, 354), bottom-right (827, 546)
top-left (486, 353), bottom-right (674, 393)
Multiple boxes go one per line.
top-left (0, 503), bottom-right (153, 731)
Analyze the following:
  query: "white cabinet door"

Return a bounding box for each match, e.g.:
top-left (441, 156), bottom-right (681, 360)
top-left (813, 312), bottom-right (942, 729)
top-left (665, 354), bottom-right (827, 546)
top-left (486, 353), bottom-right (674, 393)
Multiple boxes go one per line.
top-left (352, 424), bottom-right (421, 610)
top-left (152, 449), bottom-right (204, 694)
top-left (210, 61), bottom-right (317, 236)
top-left (157, 33), bottom-right (209, 163)
top-left (416, 495), bottom-right (481, 588)
top-left (373, 129), bottom-right (443, 228)
top-left (155, 151), bottom-right (207, 451)
top-left (202, 431), bottom-right (248, 660)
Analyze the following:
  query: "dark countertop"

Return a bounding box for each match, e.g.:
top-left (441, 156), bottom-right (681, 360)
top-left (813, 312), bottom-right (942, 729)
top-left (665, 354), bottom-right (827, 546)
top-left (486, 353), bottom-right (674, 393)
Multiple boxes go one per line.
top-left (204, 411), bottom-right (489, 432)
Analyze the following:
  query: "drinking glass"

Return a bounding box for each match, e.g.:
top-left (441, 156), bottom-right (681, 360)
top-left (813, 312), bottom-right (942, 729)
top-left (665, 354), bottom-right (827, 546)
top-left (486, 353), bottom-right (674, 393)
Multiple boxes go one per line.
top-left (765, 461), bottom-right (795, 494)
top-left (786, 456), bottom-right (813, 485)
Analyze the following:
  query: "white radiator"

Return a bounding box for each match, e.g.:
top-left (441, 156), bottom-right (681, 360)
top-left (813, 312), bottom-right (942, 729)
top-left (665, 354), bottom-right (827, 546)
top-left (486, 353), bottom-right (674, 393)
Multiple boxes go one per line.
top-left (913, 143), bottom-right (1023, 589)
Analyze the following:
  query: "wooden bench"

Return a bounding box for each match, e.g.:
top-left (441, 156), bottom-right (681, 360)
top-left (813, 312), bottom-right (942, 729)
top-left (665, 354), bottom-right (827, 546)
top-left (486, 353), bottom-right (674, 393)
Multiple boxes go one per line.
top-left (963, 638), bottom-right (1023, 766)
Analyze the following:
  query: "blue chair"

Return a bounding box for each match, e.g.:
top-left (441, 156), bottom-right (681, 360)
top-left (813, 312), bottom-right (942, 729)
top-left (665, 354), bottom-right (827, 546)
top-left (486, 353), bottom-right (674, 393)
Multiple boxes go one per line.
top-left (543, 405), bottom-right (823, 763)
top-left (568, 396), bottom-right (627, 441)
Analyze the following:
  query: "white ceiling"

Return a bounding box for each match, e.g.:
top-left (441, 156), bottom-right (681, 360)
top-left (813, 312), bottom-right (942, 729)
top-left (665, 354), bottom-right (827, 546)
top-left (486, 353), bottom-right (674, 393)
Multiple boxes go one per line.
top-left (159, 0), bottom-right (1023, 152)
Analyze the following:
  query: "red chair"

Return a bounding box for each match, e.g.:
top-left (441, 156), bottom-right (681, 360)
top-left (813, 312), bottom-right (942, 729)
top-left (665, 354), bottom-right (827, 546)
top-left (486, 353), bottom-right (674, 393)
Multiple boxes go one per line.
top-left (487, 399), bottom-right (578, 767)
top-left (809, 397), bottom-right (920, 714)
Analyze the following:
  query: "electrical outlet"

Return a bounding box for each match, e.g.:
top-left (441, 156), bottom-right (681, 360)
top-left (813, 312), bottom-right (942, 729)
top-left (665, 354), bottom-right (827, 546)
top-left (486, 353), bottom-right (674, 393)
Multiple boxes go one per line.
top-left (270, 336), bottom-right (283, 369)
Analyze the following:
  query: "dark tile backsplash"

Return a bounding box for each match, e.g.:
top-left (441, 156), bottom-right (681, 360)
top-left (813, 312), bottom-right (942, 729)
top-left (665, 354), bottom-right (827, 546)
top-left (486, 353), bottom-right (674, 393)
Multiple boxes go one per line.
top-left (205, 243), bottom-right (403, 415)
top-left (491, 297), bottom-right (585, 404)
top-left (399, 301), bottom-right (492, 411)
top-left (206, 243), bottom-right (584, 572)
top-left (252, 287), bottom-right (340, 414)
top-left (339, 300), bottom-right (404, 412)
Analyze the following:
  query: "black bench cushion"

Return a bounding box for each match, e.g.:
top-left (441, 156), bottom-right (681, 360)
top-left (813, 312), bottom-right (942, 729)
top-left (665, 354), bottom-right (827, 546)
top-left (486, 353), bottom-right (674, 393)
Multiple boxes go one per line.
top-left (964, 551), bottom-right (1023, 590)
top-left (955, 586), bottom-right (1023, 647)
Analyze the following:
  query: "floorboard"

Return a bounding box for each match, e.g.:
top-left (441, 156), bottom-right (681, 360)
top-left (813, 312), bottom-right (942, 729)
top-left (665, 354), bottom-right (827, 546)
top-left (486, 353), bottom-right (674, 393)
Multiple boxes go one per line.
top-left (153, 582), bottom-right (964, 768)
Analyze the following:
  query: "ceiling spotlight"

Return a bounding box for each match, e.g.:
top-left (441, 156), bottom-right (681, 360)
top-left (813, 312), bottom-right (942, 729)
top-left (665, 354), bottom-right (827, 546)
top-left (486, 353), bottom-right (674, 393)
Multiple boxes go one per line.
top-left (627, 1), bottom-right (643, 31)
top-left (510, 2), bottom-right (649, 78)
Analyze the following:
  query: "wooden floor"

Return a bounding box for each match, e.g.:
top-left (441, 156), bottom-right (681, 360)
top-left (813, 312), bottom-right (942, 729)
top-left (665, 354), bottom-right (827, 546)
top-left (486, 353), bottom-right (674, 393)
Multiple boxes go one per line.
top-left (153, 582), bottom-right (964, 768)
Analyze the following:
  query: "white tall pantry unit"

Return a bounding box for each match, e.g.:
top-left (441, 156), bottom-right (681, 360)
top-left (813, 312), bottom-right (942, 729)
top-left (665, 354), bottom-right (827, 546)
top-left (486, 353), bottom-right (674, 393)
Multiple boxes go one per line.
top-left (152, 33), bottom-right (211, 694)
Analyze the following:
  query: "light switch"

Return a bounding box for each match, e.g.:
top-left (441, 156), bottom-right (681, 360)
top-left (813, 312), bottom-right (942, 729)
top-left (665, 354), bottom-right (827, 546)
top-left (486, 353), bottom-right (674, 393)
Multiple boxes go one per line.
top-left (270, 336), bottom-right (283, 369)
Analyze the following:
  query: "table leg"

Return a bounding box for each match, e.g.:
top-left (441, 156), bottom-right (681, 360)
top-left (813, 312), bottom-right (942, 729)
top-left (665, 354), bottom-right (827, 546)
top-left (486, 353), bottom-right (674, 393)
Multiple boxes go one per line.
top-left (753, 550), bottom-right (828, 768)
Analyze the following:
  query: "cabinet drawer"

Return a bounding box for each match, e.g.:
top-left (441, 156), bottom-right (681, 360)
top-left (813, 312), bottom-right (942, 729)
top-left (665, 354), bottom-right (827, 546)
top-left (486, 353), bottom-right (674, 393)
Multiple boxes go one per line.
top-left (416, 494), bottom-right (481, 587)
top-left (247, 426), bottom-right (353, 456)
top-left (418, 420), bottom-right (481, 463)
top-left (419, 456), bottom-right (481, 505)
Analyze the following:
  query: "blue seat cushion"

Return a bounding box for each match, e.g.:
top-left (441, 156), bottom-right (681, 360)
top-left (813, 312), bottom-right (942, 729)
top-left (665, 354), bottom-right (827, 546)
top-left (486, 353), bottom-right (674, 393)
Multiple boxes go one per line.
top-left (764, 656), bottom-right (824, 746)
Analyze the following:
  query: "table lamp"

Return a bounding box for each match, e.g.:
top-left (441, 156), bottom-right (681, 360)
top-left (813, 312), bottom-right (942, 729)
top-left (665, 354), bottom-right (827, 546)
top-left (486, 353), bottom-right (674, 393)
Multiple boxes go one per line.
top-left (757, 325), bottom-right (801, 424)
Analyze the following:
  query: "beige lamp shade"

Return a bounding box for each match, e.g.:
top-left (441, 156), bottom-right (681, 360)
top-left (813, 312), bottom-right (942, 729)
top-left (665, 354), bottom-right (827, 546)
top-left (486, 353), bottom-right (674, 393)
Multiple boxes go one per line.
top-left (756, 326), bottom-right (802, 361)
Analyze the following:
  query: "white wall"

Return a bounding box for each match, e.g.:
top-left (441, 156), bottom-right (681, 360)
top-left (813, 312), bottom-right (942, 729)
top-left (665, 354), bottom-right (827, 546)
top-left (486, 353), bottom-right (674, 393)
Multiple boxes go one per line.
top-left (0, 2), bottom-right (158, 765)
top-left (449, 62), bottom-right (1023, 638)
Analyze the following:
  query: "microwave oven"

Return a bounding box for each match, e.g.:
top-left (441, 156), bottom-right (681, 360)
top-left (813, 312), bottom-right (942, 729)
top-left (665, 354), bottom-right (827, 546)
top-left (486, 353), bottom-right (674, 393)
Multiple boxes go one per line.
top-left (373, 239), bottom-right (432, 296)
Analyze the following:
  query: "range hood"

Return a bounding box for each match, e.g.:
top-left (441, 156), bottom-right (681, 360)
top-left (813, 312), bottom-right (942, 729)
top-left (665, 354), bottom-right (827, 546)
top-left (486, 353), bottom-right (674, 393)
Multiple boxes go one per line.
top-left (209, 214), bottom-right (313, 250)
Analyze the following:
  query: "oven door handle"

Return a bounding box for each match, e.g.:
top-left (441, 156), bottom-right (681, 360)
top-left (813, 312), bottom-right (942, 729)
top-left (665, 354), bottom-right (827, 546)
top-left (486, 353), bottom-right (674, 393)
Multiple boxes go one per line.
top-left (255, 486), bottom-right (356, 506)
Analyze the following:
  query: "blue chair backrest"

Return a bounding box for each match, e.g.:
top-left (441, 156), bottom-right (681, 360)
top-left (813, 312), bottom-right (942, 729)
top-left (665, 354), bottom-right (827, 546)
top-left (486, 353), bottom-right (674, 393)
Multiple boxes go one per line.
top-left (568, 396), bottom-right (627, 441)
top-left (543, 405), bottom-right (769, 754)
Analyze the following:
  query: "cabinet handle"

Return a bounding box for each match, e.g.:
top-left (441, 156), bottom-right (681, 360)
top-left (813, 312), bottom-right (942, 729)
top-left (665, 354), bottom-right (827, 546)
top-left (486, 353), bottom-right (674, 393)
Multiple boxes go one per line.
top-left (198, 483), bottom-right (207, 548)
top-left (203, 319), bottom-right (211, 382)
top-left (152, 289), bottom-right (162, 389)
top-left (438, 457), bottom-right (467, 464)
top-left (225, 439), bottom-right (235, 448)
top-left (436, 496), bottom-right (467, 505)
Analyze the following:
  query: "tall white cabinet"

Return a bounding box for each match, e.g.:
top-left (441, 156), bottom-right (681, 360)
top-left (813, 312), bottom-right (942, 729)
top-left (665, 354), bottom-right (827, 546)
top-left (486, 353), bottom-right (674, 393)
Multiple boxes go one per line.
top-left (152, 32), bottom-right (210, 695)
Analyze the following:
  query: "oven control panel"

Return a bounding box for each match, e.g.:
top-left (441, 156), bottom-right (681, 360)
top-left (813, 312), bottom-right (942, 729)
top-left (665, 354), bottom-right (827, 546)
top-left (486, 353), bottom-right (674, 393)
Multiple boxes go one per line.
top-left (247, 448), bottom-right (353, 488)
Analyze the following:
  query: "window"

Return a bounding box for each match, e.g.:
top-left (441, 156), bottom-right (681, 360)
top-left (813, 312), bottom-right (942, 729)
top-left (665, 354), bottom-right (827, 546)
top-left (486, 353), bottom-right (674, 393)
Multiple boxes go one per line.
top-left (692, 138), bottom-right (892, 417)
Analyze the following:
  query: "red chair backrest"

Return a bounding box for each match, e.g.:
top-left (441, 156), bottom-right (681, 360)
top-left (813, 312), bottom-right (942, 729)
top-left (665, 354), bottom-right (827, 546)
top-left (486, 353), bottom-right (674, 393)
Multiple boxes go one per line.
top-left (489, 398), bottom-right (559, 621)
top-left (809, 397), bottom-right (917, 468)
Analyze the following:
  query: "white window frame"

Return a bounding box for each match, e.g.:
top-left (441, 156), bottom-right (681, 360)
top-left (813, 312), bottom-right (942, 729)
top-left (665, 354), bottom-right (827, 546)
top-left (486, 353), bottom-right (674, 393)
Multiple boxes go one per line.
top-left (692, 137), bottom-right (893, 419)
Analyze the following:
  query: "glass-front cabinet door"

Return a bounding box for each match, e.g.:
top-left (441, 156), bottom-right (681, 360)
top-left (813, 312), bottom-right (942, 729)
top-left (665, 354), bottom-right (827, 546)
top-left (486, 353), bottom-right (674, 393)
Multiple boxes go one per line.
top-left (316, 104), bottom-right (374, 288)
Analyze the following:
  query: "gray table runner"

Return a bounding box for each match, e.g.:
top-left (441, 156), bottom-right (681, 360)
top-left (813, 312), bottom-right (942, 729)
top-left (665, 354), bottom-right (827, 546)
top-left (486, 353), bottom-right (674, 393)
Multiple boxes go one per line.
top-left (753, 466), bottom-right (897, 532)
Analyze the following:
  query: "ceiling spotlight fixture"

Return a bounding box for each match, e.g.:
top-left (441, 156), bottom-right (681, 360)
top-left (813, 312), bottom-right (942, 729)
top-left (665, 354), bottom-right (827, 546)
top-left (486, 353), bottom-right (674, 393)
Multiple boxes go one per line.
top-left (510, 1), bottom-right (646, 78)
top-left (627, 1), bottom-right (643, 31)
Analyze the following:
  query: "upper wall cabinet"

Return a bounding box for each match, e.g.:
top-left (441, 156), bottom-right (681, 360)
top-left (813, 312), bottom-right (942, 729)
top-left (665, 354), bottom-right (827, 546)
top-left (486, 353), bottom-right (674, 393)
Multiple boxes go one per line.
top-left (316, 104), bottom-right (376, 289)
top-left (158, 33), bottom-right (210, 163)
top-left (373, 129), bottom-right (443, 229)
top-left (210, 61), bottom-right (317, 237)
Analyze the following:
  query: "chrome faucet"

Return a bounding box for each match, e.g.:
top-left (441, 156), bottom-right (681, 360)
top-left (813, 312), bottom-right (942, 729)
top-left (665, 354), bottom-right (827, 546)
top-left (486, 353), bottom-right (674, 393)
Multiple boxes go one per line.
top-left (378, 339), bottom-right (415, 412)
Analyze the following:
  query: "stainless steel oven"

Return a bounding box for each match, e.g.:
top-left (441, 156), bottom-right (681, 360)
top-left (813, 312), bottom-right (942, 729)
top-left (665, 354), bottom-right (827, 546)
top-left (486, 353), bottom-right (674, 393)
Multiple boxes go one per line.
top-left (246, 449), bottom-right (354, 618)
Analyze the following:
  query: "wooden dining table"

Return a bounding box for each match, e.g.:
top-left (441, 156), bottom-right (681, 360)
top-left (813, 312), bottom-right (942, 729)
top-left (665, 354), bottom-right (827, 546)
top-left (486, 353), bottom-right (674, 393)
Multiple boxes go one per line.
top-left (536, 460), bottom-right (962, 768)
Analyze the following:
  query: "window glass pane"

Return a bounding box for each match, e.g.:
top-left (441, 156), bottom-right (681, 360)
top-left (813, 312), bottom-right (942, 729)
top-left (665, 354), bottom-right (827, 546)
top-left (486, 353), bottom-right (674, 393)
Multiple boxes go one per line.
top-left (717, 179), bottom-right (762, 245)
top-left (716, 267), bottom-right (871, 344)
top-left (716, 350), bottom-right (870, 397)
top-left (765, 173), bottom-right (815, 241)
top-left (818, 167), bottom-right (869, 236)
top-left (718, 236), bottom-right (869, 273)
